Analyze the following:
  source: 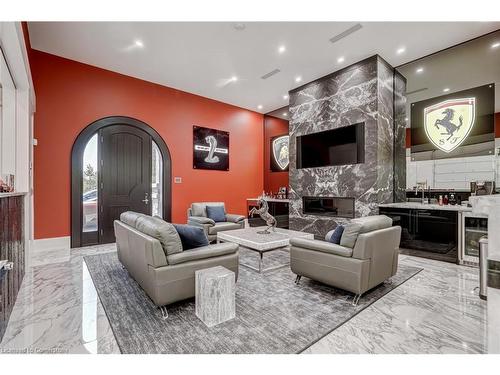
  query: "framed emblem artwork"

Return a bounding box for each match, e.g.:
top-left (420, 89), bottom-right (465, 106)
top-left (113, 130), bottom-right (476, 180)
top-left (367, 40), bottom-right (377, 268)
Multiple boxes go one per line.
top-left (270, 135), bottom-right (289, 171)
top-left (193, 126), bottom-right (229, 171)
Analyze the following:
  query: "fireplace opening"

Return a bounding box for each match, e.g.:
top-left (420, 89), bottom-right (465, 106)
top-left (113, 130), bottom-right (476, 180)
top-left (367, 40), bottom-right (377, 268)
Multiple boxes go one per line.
top-left (302, 196), bottom-right (355, 218)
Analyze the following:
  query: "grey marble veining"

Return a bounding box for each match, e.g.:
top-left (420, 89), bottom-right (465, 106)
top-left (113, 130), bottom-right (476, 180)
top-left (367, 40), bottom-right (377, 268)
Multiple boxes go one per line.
top-left (0, 243), bottom-right (496, 354)
top-left (288, 56), bottom-right (406, 238)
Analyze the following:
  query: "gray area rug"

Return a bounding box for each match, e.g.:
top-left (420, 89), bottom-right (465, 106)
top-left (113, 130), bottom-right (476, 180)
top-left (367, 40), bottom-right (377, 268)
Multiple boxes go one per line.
top-left (84, 248), bottom-right (422, 354)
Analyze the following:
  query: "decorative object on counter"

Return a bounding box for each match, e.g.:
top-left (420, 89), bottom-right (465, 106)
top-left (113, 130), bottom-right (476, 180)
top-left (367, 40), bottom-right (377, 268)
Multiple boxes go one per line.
top-left (438, 195), bottom-right (443, 206)
top-left (277, 186), bottom-right (288, 199)
top-left (193, 126), bottom-right (229, 171)
top-left (443, 195), bottom-right (449, 205)
top-left (248, 198), bottom-right (277, 234)
top-left (0, 175), bottom-right (14, 192)
top-left (449, 193), bottom-right (457, 205)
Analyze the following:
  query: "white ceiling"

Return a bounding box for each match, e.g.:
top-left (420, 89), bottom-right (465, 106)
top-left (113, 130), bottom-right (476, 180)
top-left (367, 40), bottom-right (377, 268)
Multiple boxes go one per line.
top-left (398, 29), bottom-right (500, 119)
top-left (27, 22), bottom-right (500, 113)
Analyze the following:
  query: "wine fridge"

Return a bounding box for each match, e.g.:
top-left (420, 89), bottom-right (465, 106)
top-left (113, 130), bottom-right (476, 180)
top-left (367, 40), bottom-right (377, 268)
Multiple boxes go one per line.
top-left (460, 212), bottom-right (488, 266)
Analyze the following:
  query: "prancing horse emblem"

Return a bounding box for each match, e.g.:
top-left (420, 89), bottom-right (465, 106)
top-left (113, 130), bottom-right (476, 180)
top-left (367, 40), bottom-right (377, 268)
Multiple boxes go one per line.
top-left (424, 97), bottom-right (475, 153)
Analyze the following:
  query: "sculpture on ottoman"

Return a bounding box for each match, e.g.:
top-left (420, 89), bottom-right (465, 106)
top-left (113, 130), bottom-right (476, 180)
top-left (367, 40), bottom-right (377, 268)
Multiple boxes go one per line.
top-left (249, 198), bottom-right (277, 234)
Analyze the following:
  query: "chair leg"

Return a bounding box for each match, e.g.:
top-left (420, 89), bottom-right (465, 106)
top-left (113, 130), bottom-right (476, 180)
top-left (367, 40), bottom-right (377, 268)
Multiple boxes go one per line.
top-left (352, 294), bottom-right (362, 306)
top-left (294, 275), bottom-right (302, 284)
top-left (159, 305), bottom-right (169, 320)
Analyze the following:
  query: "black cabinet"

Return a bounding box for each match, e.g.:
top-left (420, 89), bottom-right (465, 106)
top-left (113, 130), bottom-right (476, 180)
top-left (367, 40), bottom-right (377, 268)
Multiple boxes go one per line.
top-left (379, 207), bottom-right (458, 263)
top-left (247, 200), bottom-right (289, 229)
top-left (0, 194), bottom-right (25, 342)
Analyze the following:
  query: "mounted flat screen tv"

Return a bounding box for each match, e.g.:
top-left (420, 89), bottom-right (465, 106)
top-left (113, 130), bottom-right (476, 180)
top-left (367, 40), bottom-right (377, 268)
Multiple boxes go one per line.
top-left (296, 123), bottom-right (365, 168)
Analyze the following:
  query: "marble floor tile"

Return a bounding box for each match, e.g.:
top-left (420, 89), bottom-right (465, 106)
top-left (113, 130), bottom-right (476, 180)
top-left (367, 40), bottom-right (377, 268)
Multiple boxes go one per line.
top-left (0, 244), bottom-right (495, 354)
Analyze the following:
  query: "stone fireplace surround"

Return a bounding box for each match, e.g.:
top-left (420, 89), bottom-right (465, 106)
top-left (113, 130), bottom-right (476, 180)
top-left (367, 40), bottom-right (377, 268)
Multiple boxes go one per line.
top-left (288, 55), bottom-right (406, 238)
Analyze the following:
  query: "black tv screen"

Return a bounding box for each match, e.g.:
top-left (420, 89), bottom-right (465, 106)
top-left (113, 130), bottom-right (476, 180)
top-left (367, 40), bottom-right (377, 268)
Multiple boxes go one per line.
top-left (296, 123), bottom-right (365, 168)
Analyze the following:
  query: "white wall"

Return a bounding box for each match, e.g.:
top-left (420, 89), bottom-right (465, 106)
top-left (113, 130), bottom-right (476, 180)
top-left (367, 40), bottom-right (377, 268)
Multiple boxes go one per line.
top-left (0, 22), bottom-right (36, 261)
top-left (407, 151), bottom-right (500, 190)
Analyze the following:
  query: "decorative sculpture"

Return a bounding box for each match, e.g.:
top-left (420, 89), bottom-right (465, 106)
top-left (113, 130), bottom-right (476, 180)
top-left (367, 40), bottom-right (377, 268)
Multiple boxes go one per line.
top-left (249, 198), bottom-right (277, 234)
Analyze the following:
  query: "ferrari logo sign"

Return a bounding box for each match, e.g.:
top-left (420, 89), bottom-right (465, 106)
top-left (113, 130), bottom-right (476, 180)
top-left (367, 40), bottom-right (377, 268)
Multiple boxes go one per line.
top-left (424, 97), bottom-right (476, 153)
top-left (272, 135), bottom-right (289, 170)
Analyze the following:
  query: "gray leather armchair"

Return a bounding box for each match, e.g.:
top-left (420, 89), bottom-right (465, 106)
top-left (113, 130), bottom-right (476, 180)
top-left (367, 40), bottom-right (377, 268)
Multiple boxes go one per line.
top-left (187, 202), bottom-right (245, 242)
top-left (115, 212), bottom-right (239, 317)
top-left (290, 215), bottom-right (401, 305)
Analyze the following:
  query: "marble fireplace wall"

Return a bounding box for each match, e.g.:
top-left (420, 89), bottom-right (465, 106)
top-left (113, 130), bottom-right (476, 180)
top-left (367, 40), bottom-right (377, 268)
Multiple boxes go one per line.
top-left (288, 55), bottom-right (406, 237)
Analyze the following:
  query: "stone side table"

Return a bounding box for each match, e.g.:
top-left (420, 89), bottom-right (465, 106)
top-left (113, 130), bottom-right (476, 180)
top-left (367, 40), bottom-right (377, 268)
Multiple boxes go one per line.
top-left (195, 266), bottom-right (235, 327)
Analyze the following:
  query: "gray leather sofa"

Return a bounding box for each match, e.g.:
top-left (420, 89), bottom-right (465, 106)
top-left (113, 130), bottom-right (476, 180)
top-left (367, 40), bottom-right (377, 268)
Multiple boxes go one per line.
top-left (290, 215), bottom-right (401, 305)
top-left (187, 202), bottom-right (245, 242)
top-left (114, 212), bottom-right (239, 316)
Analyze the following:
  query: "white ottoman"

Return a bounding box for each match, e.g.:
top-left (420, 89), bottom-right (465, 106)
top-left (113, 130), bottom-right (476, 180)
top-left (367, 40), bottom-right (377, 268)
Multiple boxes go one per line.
top-left (195, 266), bottom-right (235, 327)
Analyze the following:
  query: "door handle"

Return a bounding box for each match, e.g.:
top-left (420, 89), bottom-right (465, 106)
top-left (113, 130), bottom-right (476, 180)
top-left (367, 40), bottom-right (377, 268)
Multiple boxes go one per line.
top-left (0, 260), bottom-right (13, 271)
top-left (142, 192), bottom-right (149, 205)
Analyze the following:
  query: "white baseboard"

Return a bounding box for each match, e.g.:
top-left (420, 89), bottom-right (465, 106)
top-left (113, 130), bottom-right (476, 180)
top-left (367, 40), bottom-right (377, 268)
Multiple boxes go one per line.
top-left (32, 236), bottom-right (70, 252)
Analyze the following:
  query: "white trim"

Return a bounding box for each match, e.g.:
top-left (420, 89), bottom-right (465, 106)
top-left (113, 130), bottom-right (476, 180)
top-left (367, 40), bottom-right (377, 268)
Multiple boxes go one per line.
top-left (32, 236), bottom-right (70, 252)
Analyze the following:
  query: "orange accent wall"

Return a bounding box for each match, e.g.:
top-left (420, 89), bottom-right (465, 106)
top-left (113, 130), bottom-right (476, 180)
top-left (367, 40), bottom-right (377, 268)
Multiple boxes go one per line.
top-left (31, 50), bottom-right (264, 239)
top-left (263, 115), bottom-right (289, 194)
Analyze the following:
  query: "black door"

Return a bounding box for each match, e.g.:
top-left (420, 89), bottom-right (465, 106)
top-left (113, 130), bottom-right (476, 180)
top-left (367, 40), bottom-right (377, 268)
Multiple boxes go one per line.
top-left (99, 125), bottom-right (152, 243)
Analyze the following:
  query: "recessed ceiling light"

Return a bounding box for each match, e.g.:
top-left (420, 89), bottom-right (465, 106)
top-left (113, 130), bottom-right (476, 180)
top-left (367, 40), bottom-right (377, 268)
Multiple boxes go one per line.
top-left (443, 88), bottom-right (450, 92)
top-left (134, 39), bottom-right (144, 48)
top-left (491, 42), bottom-right (500, 49)
top-left (416, 67), bottom-right (424, 73)
top-left (278, 45), bottom-right (286, 54)
top-left (283, 95), bottom-right (289, 100)
top-left (230, 76), bottom-right (238, 82)
top-left (337, 56), bottom-right (345, 63)
top-left (282, 113), bottom-right (288, 117)
top-left (405, 117), bottom-right (408, 122)
top-left (257, 105), bottom-right (263, 110)
top-left (233, 23), bottom-right (246, 31)
top-left (396, 47), bottom-right (406, 54)
top-left (295, 76), bottom-right (302, 83)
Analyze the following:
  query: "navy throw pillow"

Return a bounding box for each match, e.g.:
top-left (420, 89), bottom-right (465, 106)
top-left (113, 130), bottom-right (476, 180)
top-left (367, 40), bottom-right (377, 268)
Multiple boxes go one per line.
top-left (206, 205), bottom-right (226, 222)
top-left (329, 225), bottom-right (344, 245)
top-left (173, 224), bottom-right (209, 250)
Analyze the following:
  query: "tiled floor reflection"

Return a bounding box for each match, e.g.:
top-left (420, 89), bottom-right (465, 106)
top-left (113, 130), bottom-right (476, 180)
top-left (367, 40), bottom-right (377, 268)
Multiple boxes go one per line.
top-left (0, 245), bottom-right (493, 354)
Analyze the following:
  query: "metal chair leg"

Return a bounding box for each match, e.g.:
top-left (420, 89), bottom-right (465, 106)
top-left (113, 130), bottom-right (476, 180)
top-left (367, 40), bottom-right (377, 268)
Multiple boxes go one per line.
top-left (159, 305), bottom-right (169, 320)
top-left (352, 294), bottom-right (361, 306)
top-left (295, 275), bottom-right (302, 284)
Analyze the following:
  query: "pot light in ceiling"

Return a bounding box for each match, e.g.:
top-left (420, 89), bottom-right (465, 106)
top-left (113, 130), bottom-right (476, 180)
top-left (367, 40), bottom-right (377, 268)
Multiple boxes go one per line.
top-left (295, 76), bottom-right (302, 83)
top-left (233, 23), bottom-right (246, 31)
top-left (416, 67), bottom-right (424, 73)
top-left (257, 105), bottom-right (263, 110)
top-left (283, 95), bottom-right (289, 100)
top-left (134, 39), bottom-right (144, 48)
top-left (230, 76), bottom-right (238, 82)
top-left (282, 113), bottom-right (288, 117)
top-left (337, 56), bottom-right (345, 63)
top-left (491, 42), bottom-right (500, 49)
top-left (443, 88), bottom-right (450, 92)
top-left (396, 47), bottom-right (406, 55)
top-left (278, 45), bottom-right (286, 54)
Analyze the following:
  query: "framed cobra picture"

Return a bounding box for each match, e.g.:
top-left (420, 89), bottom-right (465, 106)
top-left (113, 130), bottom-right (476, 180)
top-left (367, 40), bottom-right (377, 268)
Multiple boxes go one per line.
top-left (270, 134), bottom-right (289, 172)
top-left (193, 126), bottom-right (229, 171)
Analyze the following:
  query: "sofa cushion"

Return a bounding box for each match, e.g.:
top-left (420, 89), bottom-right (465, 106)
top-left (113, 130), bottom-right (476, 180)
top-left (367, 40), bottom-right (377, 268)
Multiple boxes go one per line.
top-left (206, 205), bottom-right (226, 222)
top-left (173, 224), bottom-right (209, 250)
top-left (340, 215), bottom-right (393, 248)
top-left (290, 237), bottom-right (353, 257)
top-left (167, 242), bottom-right (238, 265)
top-left (135, 216), bottom-right (183, 256)
top-left (208, 222), bottom-right (242, 235)
top-left (120, 211), bottom-right (146, 228)
top-left (326, 225), bottom-right (344, 244)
